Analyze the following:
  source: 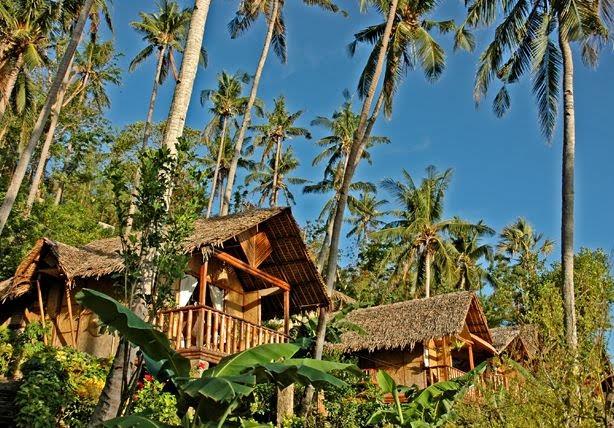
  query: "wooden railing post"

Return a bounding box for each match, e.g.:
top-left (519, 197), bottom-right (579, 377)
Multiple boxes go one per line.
top-left (186, 308), bottom-right (193, 349)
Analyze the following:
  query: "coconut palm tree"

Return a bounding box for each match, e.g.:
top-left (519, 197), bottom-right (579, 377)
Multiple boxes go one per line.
top-left (200, 71), bottom-right (261, 217)
top-left (463, 0), bottom-right (611, 351)
top-left (245, 147), bottom-right (307, 207)
top-left (305, 91), bottom-right (388, 271)
top-left (377, 166), bottom-right (493, 298)
top-left (0, 0), bottom-right (96, 236)
top-left (220, 0), bottom-right (341, 215)
top-left (0, 0), bottom-right (58, 119)
top-left (90, 0), bottom-right (213, 423)
top-left (349, 0), bottom-right (467, 117)
top-left (130, 0), bottom-right (192, 148)
top-left (347, 190), bottom-right (388, 245)
top-left (449, 220), bottom-right (494, 290)
top-left (250, 96), bottom-right (311, 207)
top-left (25, 40), bottom-right (121, 214)
top-left (497, 217), bottom-right (554, 267)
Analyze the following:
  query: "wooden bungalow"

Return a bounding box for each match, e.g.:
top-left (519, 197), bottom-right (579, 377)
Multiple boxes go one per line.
top-left (490, 325), bottom-right (539, 363)
top-left (0, 207), bottom-right (330, 364)
top-left (330, 291), bottom-right (506, 390)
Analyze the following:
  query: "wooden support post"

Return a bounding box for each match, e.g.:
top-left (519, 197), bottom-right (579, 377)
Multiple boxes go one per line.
top-left (197, 261), bottom-right (208, 351)
top-left (283, 290), bottom-right (290, 336)
top-left (468, 344), bottom-right (475, 370)
top-left (35, 278), bottom-right (47, 345)
top-left (64, 285), bottom-right (76, 347)
top-left (198, 261), bottom-right (208, 305)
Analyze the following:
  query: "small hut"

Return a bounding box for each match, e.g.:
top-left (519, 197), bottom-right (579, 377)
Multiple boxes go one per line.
top-left (490, 325), bottom-right (539, 362)
top-left (331, 291), bottom-right (498, 389)
top-left (0, 207), bottom-right (329, 363)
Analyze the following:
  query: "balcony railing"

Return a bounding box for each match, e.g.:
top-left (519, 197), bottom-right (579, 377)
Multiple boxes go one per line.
top-left (157, 305), bottom-right (288, 359)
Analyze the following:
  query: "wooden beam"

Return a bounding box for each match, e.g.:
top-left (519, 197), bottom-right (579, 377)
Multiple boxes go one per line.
top-left (469, 332), bottom-right (497, 355)
top-left (214, 251), bottom-right (290, 291)
top-left (35, 278), bottom-right (47, 345)
top-left (65, 285), bottom-right (76, 347)
top-left (198, 261), bottom-right (208, 305)
top-left (283, 290), bottom-right (290, 335)
top-left (468, 344), bottom-right (475, 370)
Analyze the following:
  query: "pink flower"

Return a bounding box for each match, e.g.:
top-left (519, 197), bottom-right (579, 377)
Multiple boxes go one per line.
top-left (144, 374), bottom-right (154, 382)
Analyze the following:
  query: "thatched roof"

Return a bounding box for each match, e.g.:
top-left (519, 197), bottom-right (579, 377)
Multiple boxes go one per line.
top-left (490, 325), bottom-right (539, 359)
top-left (0, 208), bottom-right (330, 311)
top-left (332, 291), bottom-right (493, 353)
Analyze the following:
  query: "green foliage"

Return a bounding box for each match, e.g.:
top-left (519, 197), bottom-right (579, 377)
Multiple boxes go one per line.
top-left (75, 288), bottom-right (191, 381)
top-left (133, 377), bottom-right (181, 425)
top-left (78, 288), bottom-right (359, 427)
top-left (14, 345), bottom-right (108, 428)
top-left (368, 363), bottom-right (487, 427)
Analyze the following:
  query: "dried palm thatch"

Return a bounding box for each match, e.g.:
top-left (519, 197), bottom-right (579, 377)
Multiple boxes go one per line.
top-left (331, 291), bottom-right (492, 353)
top-left (490, 325), bottom-right (539, 359)
top-left (0, 208), bottom-right (329, 311)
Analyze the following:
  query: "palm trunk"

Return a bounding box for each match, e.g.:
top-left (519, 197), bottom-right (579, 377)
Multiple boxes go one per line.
top-left (220, 0), bottom-right (280, 215)
top-left (219, 174), bottom-right (225, 213)
top-left (206, 115), bottom-right (228, 218)
top-left (558, 27), bottom-right (578, 351)
top-left (24, 65), bottom-right (73, 216)
top-left (424, 251), bottom-right (431, 298)
top-left (126, 46), bottom-right (167, 234)
top-left (0, 0), bottom-right (94, 236)
top-left (316, 210), bottom-right (335, 272)
top-left (92, 1), bottom-right (212, 422)
top-left (160, 0), bottom-right (211, 157)
top-left (271, 136), bottom-right (282, 207)
top-left (303, 0), bottom-right (399, 412)
top-left (0, 55), bottom-right (23, 120)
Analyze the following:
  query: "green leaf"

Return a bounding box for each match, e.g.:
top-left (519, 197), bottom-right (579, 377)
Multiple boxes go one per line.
top-left (206, 343), bottom-right (300, 377)
top-left (103, 415), bottom-right (175, 427)
top-left (376, 369), bottom-right (397, 394)
top-left (75, 289), bottom-right (190, 380)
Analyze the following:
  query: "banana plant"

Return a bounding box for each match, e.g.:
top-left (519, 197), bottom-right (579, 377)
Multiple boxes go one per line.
top-left (367, 362), bottom-right (487, 427)
top-left (75, 289), bottom-right (359, 427)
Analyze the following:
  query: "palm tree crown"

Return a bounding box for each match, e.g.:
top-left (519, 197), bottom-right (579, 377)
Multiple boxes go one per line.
top-left (377, 166), bottom-right (493, 297)
top-left (129, 0), bottom-right (194, 84)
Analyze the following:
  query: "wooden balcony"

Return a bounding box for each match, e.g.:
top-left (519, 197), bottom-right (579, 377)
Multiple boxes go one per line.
top-left (157, 305), bottom-right (289, 363)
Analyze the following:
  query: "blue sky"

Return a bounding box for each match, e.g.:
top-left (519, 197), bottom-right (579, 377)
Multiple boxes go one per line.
top-left (102, 1), bottom-right (614, 262)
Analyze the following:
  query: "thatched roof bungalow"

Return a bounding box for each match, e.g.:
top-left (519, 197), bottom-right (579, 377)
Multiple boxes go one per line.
top-left (490, 325), bottom-right (539, 362)
top-left (0, 208), bottom-right (329, 363)
top-left (330, 292), bottom-right (498, 389)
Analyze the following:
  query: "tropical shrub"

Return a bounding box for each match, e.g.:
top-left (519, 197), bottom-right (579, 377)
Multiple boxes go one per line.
top-left (13, 345), bottom-right (108, 427)
top-left (0, 325), bottom-right (12, 376)
top-left (132, 375), bottom-right (181, 425)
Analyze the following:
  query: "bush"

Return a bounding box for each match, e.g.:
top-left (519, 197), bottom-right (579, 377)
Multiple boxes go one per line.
top-left (13, 345), bottom-right (108, 427)
top-left (0, 325), bottom-right (13, 377)
top-left (131, 375), bottom-right (180, 425)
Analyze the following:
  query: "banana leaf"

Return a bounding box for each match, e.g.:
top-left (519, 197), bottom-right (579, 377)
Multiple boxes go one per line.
top-left (75, 288), bottom-right (191, 380)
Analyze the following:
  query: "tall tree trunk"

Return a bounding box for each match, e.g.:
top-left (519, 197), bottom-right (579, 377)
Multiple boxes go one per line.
top-left (0, 0), bottom-right (94, 236)
top-left (126, 46), bottom-right (167, 234)
top-left (424, 251), bottom-right (431, 298)
top-left (271, 136), bottom-right (282, 207)
top-left (316, 210), bottom-right (335, 272)
top-left (91, 1), bottom-right (212, 423)
top-left (0, 55), bottom-right (23, 120)
top-left (24, 65), bottom-right (73, 216)
top-left (160, 0), bottom-right (211, 157)
top-left (302, 0), bottom-right (399, 413)
top-left (277, 384), bottom-right (294, 426)
top-left (220, 0), bottom-right (280, 215)
top-left (558, 27), bottom-right (578, 351)
top-left (206, 115), bottom-right (228, 218)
